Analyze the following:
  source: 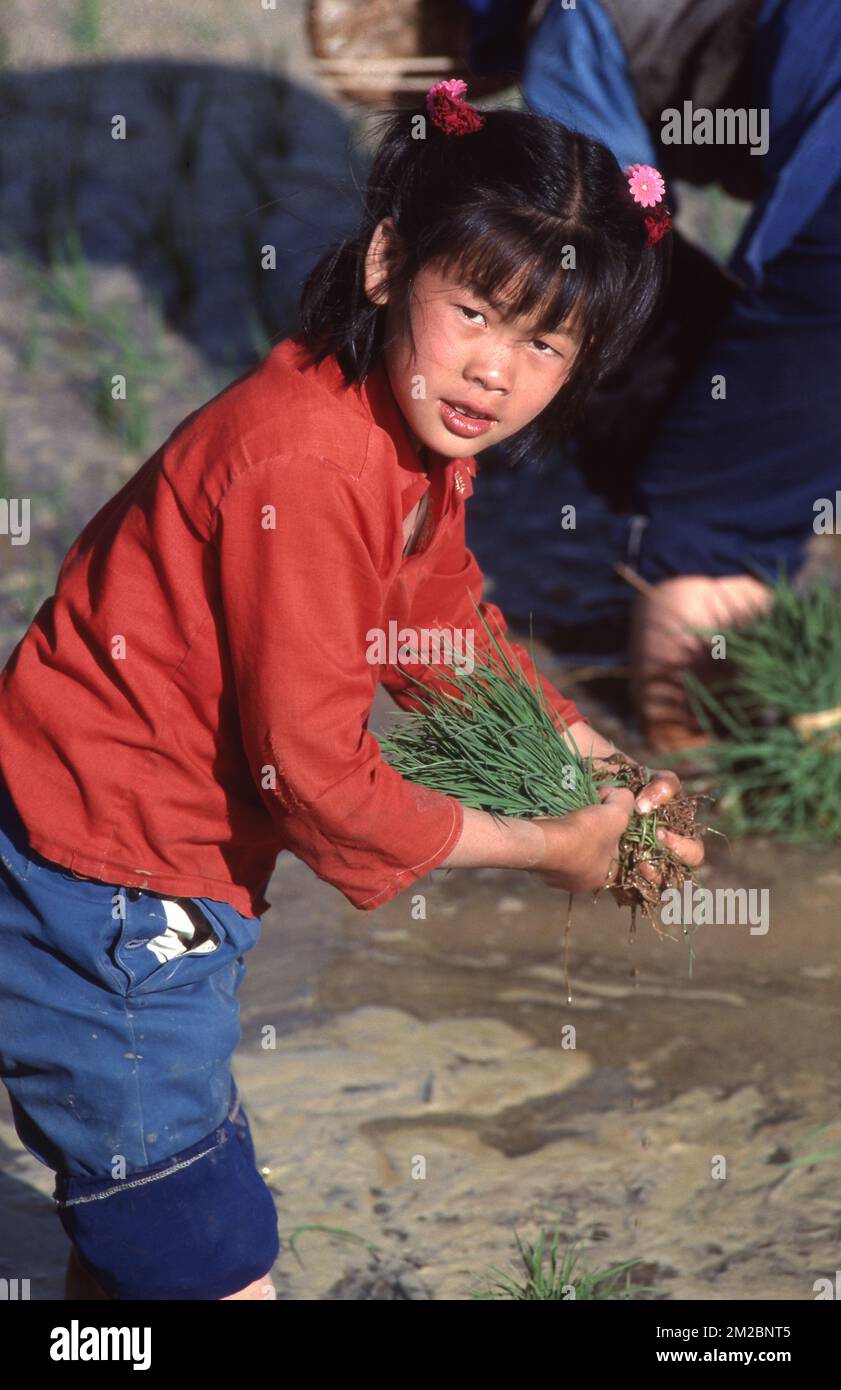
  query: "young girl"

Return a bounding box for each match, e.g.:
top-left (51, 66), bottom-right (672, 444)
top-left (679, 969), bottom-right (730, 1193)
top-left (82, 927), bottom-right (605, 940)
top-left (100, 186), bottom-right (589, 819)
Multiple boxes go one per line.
top-left (0, 81), bottom-right (703, 1301)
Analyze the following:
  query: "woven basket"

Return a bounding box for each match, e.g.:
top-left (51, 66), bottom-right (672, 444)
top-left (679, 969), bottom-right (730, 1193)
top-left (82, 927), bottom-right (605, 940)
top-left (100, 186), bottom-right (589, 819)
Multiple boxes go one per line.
top-left (308, 0), bottom-right (516, 110)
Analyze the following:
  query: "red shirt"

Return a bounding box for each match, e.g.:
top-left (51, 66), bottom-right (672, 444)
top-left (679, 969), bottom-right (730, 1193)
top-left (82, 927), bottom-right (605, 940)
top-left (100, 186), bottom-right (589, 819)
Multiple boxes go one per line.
top-left (0, 336), bottom-right (588, 917)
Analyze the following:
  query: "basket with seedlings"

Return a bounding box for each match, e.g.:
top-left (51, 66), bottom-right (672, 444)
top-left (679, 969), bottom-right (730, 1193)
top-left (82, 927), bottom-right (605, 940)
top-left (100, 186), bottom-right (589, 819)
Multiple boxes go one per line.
top-left (672, 566), bottom-right (841, 844)
top-left (379, 594), bottom-right (709, 966)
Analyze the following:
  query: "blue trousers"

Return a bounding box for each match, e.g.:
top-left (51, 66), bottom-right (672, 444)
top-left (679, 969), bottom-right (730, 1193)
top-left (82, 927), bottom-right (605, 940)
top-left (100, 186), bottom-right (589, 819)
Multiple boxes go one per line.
top-left (522, 0), bottom-right (841, 584)
top-left (628, 168), bottom-right (841, 584)
top-left (0, 779), bottom-right (280, 1299)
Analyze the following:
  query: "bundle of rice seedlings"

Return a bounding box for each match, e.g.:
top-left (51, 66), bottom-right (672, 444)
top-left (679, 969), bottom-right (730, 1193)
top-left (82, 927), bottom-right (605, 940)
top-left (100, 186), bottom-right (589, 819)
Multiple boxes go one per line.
top-left (674, 566), bottom-right (841, 843)
top-left (379, 593), bottom-right (707, 941)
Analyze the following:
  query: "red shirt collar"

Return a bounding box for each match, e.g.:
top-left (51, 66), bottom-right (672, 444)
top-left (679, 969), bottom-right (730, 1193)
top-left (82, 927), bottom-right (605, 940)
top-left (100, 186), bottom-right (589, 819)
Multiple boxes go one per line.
top-left (362, 356), bottom-right (480, 492)
top-left (288, 339), bottom-right (479, 485)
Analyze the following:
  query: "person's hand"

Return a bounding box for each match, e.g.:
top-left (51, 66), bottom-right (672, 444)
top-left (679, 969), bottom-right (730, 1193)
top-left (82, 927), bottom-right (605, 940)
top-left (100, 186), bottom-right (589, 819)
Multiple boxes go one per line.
top-left (530, 766), bottom-right (705, 898)
top-left (627, 765), bottom-right (705, 890)
top-left (529, 785), bottom-right (636, 894)
top-left (628, 574), bottom-right (774, 753)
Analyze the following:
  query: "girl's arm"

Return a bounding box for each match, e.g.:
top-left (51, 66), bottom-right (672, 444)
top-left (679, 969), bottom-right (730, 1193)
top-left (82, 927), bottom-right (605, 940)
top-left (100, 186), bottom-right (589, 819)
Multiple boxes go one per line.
top-left (380, 513), bottom-right (695, 870)
top-left (213, 453), bottom-right (470, 911)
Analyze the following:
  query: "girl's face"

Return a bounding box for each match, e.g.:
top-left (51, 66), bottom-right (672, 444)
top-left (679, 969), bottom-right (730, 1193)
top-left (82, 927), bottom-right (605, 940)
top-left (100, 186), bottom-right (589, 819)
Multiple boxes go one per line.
top-left (364, 218), bottom-right (580, 458)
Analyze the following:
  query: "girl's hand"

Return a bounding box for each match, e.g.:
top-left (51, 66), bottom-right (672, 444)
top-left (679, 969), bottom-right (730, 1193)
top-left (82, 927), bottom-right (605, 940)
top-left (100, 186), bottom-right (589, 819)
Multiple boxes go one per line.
top-left (530, 785), bottom-right (636, 894)
top-left (558, 723), bottom-right (704, 893)
top-left (628, 765), bottom-right (704, 888)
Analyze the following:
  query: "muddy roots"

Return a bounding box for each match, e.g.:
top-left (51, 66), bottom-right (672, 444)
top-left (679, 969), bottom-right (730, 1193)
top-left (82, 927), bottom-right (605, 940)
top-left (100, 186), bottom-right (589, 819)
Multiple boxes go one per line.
top-left (591, 754), bottom-right (711, 940)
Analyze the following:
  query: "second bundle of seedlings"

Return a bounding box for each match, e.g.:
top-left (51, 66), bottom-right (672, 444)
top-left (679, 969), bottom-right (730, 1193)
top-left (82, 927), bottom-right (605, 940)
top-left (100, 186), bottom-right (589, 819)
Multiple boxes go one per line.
top-left (675, 566), bottom-right (841, 843)
top-left (379, 594), bottom-right (708, 939)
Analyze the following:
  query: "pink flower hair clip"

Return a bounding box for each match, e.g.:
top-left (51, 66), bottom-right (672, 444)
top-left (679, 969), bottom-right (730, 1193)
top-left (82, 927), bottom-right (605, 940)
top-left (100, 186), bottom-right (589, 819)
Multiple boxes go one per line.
top-left (425, 79), bottom-right (486, 136)
top-left (625, 163), bottom-right (672, 247)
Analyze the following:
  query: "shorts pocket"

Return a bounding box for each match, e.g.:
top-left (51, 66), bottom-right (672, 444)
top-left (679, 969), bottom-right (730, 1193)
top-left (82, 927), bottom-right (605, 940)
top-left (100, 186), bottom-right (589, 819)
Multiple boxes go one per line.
top-left (106, 892), bottom-right (238, 997)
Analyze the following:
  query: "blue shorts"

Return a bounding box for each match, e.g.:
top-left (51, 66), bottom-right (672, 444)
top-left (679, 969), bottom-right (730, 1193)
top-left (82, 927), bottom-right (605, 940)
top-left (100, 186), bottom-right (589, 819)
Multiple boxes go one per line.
top-left (0, 779), bottom-right (280, 1299)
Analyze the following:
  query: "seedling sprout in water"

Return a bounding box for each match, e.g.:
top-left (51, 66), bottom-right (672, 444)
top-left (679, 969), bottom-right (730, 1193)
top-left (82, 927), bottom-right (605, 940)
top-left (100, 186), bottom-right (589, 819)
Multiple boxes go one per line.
top-left (379, 593), bottom-right (709, 979)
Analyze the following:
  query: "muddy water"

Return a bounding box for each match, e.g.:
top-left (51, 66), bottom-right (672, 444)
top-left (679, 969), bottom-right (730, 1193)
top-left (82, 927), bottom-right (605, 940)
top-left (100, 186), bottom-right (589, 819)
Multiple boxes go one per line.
top-left (222, 679), bottom-right (841, 1301)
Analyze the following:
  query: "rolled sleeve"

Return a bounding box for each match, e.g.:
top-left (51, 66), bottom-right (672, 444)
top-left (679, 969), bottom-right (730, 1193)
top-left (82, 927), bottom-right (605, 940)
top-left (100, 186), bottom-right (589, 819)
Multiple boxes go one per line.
top-left (381, 507), bottom-right (589, 736)
top-left (214, 454), bottom-right (465, 910)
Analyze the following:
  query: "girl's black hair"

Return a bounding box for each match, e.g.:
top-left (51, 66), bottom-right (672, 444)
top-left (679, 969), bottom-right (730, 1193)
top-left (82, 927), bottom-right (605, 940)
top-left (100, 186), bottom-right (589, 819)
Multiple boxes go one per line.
top-left (298, 102), bottom-right (671, 468)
